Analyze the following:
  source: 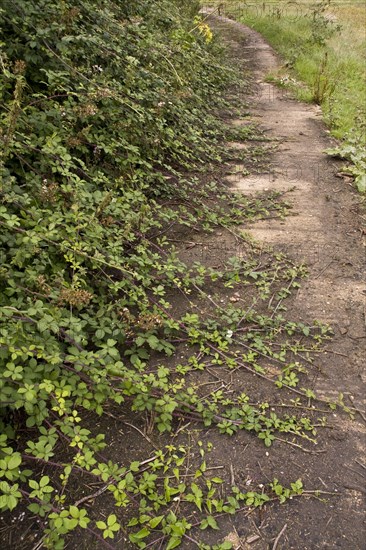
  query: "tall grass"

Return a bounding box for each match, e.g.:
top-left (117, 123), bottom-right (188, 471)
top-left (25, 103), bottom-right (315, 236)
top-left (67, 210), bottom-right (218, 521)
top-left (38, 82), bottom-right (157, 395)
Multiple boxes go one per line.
top-left (206, 0), bottom-right (366, 189)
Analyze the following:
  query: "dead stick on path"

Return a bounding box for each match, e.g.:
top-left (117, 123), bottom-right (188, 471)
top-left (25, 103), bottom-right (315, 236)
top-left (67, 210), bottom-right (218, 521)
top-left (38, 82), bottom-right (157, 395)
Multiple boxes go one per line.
top-left (314, 259), bottom-right (334, 279)
top-left (272, 523), bottom-right (287, 550)
top-left (355, 460), bottom-right (366, 471)
top-left (230, 463), bottom-right (235, 486)
top-left (121, 421), bottom-right (159, 450)
top-left (276, 437), bottom-right (326, 454)
top-left (345, 465), bottom-right (366, 479)
top-left (323, 348), bottom-right (348, 357)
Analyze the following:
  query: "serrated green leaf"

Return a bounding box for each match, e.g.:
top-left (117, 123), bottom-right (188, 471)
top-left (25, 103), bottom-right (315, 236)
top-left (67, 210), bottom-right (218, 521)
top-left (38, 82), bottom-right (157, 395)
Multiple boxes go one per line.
top-left (129, 527), bottom-right (150, 541)
top-left (130, 461), bottom-right (140, 472)
top-left (211, 477), bottom-right (223, 484)
top-left (207, 515), bottom-right (219, 529)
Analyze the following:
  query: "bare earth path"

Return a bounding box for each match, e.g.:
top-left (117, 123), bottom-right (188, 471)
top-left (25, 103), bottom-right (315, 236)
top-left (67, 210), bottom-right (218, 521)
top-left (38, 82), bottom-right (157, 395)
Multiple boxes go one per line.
top-left (201, 11), bottom-right (366, 550)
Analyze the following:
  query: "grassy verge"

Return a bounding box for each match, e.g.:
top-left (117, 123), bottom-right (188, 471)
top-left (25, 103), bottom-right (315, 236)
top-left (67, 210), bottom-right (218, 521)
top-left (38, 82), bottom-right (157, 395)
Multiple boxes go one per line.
top-left (208, 0), bottom-right (366, 192)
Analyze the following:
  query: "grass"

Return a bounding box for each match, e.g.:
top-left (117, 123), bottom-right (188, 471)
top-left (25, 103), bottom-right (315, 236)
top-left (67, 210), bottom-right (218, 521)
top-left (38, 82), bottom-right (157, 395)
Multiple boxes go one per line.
top-left (205, 0), bottom-right (366, 190)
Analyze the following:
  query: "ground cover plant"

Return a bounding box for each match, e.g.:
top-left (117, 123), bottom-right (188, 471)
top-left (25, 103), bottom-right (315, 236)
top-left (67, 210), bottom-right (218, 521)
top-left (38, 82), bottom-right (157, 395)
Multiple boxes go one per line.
top-left (208, 0), bottom-right (366, 192)
top-left (0, 1), bottom-right (355, 548)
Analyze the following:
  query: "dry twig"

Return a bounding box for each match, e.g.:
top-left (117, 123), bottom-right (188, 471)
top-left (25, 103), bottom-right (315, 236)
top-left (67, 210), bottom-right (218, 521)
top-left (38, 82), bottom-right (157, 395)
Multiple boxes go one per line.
top-left (272, 523), bottom-right (287, 550)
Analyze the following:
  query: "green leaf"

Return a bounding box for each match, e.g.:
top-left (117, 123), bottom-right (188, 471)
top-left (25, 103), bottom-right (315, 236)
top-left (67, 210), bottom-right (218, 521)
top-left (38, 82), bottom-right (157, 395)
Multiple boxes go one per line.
top-left (130, 461), bottom-right (140, 472)
top-left (200, 518), bottom-right (209, 530)
top-left (129, 527), bottom-right (150, 541)
top-left (211, 477), bottom-right (223, 484)
top-left (147, 335), bottom-right (160, 349)
top-left (149, 515), bottom-right (164, 529)
top-left (40, 476), bottom-right (50, 488)
top-left (7, 495), bottom-right (18, 511)
top-left (29, 480), bottom-right (39, 490)
top-left (64, 517), bottom-right (78, 530)
top-left (206, 515), bottom-right (219, 530)
top-left (107, 514), bottom-right (117, 526)
top-left (7, 454), bottom-right (22, 470)
top-left (79, 516), bottom-right (90, 528)
top-left (166, 536), bottom-right (182, 550)
top-left (69, 506), bottom-right (79, 518)
top-left (356, 174), bottom-right (366, 193)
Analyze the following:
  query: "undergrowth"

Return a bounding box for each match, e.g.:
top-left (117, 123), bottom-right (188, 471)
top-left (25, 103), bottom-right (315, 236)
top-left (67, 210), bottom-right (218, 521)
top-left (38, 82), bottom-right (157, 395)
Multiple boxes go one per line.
top-left (0, 1), bottom-right (351, 548)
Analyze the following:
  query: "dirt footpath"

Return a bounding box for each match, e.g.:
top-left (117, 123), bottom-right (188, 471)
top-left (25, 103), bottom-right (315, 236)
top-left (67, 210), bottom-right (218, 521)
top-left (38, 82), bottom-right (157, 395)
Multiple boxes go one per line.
top-left (201, 11), bottom-right (366, 549)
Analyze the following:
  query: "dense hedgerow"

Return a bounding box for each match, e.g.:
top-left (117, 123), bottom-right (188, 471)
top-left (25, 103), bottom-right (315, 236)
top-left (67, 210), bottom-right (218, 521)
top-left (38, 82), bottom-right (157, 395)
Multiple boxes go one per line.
top-left (0, 0), bottom-right (233, 534)
top-left (0, 0), bottom-right (228, 430)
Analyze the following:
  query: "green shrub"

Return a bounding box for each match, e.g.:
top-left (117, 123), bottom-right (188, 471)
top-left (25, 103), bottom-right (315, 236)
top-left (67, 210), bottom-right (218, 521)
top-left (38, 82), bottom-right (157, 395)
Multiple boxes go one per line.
top-left (0, 0), bottom-right (232, 535)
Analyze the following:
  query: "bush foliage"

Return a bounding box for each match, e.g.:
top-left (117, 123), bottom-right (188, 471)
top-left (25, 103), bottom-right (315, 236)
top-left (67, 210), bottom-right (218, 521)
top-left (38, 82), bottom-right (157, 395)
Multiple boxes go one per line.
top-left (0, 2), bottom-right (226, 431)
top-left (0, 0), bottom-right (234, 541)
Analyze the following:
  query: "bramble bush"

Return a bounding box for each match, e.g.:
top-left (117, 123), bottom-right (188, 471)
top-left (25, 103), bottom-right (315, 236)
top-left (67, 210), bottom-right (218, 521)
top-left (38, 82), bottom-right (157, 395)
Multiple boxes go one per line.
top-left (0, 0), bottom-right (228, 450)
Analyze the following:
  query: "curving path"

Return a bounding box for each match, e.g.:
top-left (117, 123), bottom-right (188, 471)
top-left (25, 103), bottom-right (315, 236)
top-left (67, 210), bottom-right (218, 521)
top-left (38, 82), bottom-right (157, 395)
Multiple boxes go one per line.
top-left (204, 9), bottom-right (366, 550)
